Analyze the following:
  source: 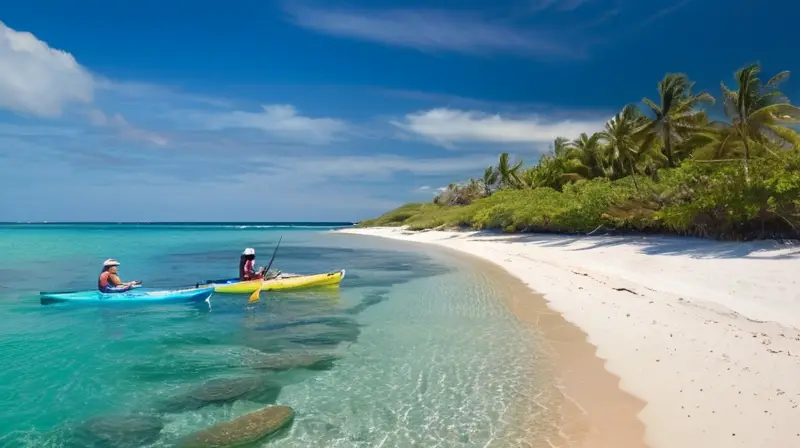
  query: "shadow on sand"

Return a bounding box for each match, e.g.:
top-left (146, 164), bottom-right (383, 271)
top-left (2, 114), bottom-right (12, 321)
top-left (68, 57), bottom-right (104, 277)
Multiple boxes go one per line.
top-left (464, 230), bottom-right (800, 260)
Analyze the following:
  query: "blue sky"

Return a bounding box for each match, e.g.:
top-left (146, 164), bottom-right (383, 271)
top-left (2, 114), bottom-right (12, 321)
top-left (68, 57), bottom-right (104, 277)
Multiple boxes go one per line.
top-left (0, 0), bottom-right (797, 222)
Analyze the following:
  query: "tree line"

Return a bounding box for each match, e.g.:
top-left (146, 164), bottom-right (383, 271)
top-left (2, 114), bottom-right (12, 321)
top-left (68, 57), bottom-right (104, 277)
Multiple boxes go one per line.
top-left (435, 62), bottom-right (800, 206)
top-left (362, 62), bottom-right (800, 240)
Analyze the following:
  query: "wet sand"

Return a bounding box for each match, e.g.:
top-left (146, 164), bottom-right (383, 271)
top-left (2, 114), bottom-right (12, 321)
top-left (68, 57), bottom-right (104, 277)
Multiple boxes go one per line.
top-left (468, 252), bottom-right (647, 448)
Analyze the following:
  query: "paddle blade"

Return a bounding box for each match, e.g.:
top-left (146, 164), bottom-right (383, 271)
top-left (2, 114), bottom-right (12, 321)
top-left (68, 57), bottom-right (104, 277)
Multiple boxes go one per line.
top-left (248, 286), bottom-right (261, 303)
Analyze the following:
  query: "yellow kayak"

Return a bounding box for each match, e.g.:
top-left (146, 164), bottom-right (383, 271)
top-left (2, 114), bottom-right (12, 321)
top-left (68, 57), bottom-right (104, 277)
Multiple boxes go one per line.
top-left (209, 269), bottom-right (346, 294)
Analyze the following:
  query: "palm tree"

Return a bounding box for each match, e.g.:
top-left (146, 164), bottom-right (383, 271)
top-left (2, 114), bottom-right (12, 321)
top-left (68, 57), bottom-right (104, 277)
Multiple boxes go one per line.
top-left (549, 154), bottom-right (589, 189)
top-left (482, 166), bottom-right (499, 196)
top-left (688, 122), bottom-right (743, 161)
top-left (496, 152), bottom-right (524, 189)
top-left (599, 104), bottom-right (649, 191)
top-left (552, 136), bottom-right (571, 157)
top-left (639, 73), bottom-right (715, 167)
top-left (519, 138), bottom-right (591, 190)
top-left (718, 62), bottom-right (800, 179)
top-left (569, 132), bottom-right (608, 178)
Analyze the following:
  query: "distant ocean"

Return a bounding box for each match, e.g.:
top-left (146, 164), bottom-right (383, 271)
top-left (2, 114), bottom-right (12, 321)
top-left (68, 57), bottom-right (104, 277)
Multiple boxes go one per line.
top-left (0, 223), bottom-right (552, 446)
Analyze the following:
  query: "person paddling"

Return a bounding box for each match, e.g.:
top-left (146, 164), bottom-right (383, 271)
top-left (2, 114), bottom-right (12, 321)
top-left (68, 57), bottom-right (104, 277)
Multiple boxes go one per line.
top-left (239, 248), bottom-right (265, 281)
top-left (98, 259), bottom-right (141, 293)
top-left (239, 247), bottom-right (282, 281)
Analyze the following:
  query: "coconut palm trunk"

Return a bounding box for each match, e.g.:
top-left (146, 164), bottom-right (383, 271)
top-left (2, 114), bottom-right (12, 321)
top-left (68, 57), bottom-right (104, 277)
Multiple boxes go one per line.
top-left (741, 137), bottom-right (751, 182)
top-left (663, 130), bottom-right (674, 167)
top-left (628, 159), bottom-right (640, 193)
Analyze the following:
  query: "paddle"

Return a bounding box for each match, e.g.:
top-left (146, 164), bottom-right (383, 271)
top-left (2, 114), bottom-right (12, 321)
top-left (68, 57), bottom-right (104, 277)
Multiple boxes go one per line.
top-left (248, 236), bottom-right (283, 304)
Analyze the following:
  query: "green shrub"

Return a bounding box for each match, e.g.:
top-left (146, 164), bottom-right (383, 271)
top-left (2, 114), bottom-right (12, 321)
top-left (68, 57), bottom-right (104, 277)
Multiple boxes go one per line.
top-left (361, 152), bottom-right (800, 240)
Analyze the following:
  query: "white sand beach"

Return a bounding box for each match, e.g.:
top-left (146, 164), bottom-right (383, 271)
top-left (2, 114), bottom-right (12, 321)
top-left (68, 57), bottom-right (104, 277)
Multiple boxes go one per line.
top-left (338, 227), bottom-right (800, 448)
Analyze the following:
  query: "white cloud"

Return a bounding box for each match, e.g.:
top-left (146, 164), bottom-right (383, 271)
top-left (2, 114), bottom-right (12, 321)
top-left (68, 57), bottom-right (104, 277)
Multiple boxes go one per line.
top-left (0, 21), bottom-right (94, 117)
top-left (391, 108), bottom-right (606, 145)
top-left (275, 154), bottom-right (499, 180)
top-left (284, 4), bottom-right (578, 58)
top-left (190, 104), bottom-right (348, 144)
top-left (86, 109), bottom-right (168, 146)
top-left (0, 22), bottom-right (167, 147)
top-left (413, 185), bottom-right (446, 196)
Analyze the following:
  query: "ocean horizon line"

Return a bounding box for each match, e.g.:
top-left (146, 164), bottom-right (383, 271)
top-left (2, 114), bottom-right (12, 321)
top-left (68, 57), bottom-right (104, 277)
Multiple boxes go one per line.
top-left (0, 221), bottom-right (356, 226)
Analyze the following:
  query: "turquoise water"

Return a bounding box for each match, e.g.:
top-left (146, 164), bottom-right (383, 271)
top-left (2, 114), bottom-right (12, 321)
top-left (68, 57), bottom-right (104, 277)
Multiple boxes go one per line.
top-left (0, 224), bottom-right (552, 447)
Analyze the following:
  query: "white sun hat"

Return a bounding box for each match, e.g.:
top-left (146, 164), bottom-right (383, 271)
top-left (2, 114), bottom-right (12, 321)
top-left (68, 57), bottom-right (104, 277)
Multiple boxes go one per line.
top-left (103, 258), bottom-right (121, 267)
top-left (242, 248), bottom-right (256, 255)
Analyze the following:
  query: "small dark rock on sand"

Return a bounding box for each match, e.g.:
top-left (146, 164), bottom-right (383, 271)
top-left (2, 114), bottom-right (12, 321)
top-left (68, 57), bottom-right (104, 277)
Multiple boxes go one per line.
top-left (179, 405), bottom-right (295, 448)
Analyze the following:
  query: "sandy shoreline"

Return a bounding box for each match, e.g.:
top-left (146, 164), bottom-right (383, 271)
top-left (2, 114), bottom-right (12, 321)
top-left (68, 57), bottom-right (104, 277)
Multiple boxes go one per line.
top-left (337, 227), bottom-right (800, 448)
top-left (470, 253), bottom-right (646, 447)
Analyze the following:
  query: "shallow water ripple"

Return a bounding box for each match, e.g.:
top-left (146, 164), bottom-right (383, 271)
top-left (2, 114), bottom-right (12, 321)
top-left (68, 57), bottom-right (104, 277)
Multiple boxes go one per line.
top-left (0, 226), bottom-right (552, 447)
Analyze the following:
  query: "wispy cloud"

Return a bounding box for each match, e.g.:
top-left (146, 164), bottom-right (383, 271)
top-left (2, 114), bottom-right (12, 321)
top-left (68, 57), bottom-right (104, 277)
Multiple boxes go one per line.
top-left (94, 78), bottom-right (235, 109)
top-left (578, 7), bottom-right (620, 29)
top-left (283, 3), bottom-right (582, 58)
top-left (373, 87), bottom-right (542, 112)
top-left (180, 104), bottom-right (348, 145)
top-left (391, 108), bottom-right (606, 146)
top-left (0, 20), bottom-right (93, 117)
top-left (0, 123), bottom-right (82, 138)
top-left (85, 109), bottom-right (168, 146)
top-left (607, 0), bottom-right (696, 39)
top-left (639, 0), bottom-right (694, 27)
top-left (256, 153), bottom-right (500, 182)
top-left (528, 0), bottom-right (595, 13)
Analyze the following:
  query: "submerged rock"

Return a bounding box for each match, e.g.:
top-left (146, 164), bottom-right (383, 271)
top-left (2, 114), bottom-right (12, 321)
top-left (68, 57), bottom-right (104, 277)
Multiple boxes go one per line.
top-left (65, 414), bottom-right (163, 448)
top-left (179, 405), bottom-right (295, 448)
top-left (242, 317), bottom-right (361, 352)
top-left (248, 351), bottom-right (339, 371)
top-left (254, 316), bottom-right (354, 333)
top-left (283, 318), bottom-right (362, 347)
top-left (160, 376), bottom-right (281, 413)
top-left (343, 290), bottom-right (389, 315)
top-left (131, 345), bottom-right (279, 382)
top-left (129, 356), bottom-right (226, 382)
top-left (189, 377), bottom-right (260, 403)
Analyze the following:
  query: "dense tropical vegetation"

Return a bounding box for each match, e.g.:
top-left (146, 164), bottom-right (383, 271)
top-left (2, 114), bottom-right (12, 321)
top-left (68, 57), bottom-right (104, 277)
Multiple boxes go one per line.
top-left (360, 63), bottom-right (800, 240)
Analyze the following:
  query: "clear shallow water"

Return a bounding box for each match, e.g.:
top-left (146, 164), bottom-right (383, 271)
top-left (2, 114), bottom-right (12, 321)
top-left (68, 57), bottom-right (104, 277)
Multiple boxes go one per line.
top-left (0, 224), bottom-right (550, 447)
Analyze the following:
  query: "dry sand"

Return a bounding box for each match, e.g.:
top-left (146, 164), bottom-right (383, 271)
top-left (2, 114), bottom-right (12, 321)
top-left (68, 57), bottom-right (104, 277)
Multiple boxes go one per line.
top-left (337, 227), bottom-right (800, 448)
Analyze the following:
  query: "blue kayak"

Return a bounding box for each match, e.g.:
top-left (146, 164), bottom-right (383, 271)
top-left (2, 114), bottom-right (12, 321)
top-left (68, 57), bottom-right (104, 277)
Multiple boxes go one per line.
top-left (39, 286), bottom-right (214, 305)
